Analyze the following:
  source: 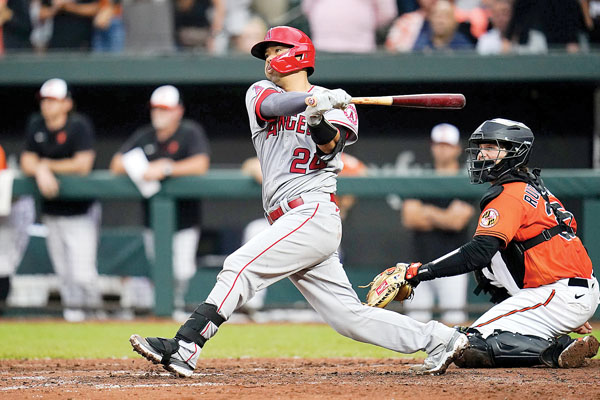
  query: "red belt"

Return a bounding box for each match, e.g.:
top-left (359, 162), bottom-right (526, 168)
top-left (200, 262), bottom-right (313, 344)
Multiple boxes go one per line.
top-left (267, 193), bottom-right (337, 225)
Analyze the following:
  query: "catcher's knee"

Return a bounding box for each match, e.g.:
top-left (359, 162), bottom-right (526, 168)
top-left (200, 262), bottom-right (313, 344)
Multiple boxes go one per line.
top-left (455, 329), bottom-right (557, 368)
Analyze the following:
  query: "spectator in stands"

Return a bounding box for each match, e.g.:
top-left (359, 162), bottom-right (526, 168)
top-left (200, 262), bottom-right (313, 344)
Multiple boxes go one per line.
top-left (0, 144), bottom-right (36, 315)
top-left (477, 0), bottom-right (546, 54)
top-left (40, 0), bottom-right (100, 51)
top-left (29, 0), bottom-right (53, 53)
top-left (454, 0), bottom-right (492, 44)
top-left (0, 0), bottom-right (32, 54)
top-left (506, 0), bottom-right (586, 53)
top-left (581, 0), bottom-right (600, 48)
top-left (400, 123), bottom-right (475, 324)
top-left (92, 0), bottom-right (124, 52)
top-left (109, 85), bottom-right (211, 321)
top-left (173, 0), bottom-right (226, 53)
top-left (20, 78), bottom-right (102, 322)
top-left (413, 0), bottom-right (474, 51)
top-left (302, 0), bottom-right (398, 53)
top-left (221, 0), bottom-right (260, 54)
top-left (122, 0), bottom-right (175, 53)
top-left (397, 0), bottom-right (419, 14)
top-left (230, 14), bottom-right (267, 54)
top-left (252, 0), bottom-right (288, 27)
top-left (386, 0), bottom-right (437, 53)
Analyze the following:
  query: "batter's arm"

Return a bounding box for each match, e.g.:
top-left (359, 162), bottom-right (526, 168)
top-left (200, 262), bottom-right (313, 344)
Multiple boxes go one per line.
top-left (259, 92), bottom-right (310, 119)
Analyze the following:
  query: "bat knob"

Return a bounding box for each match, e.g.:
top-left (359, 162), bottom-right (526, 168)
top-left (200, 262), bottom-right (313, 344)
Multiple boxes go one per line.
top-left (305, 96), bottom-right (316, 107)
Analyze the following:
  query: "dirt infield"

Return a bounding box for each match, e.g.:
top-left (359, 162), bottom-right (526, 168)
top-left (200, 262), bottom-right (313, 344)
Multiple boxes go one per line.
top-left (1, 357), bottom-right (598, 399)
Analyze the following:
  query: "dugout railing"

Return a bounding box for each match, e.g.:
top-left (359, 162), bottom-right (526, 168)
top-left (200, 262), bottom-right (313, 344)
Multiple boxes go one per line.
top-left (11, 169), bottom-right (600, 316)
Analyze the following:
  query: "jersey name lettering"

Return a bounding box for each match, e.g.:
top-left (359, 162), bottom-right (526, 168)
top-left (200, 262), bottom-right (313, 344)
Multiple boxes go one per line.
top-left (523, 184), bottom-right (540, 208)
top-left (267, 115), bottom-right (308, 138)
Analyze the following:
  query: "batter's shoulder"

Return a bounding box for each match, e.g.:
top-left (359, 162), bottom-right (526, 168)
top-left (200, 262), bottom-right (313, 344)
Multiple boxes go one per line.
top-left (247, 80), bottom-right (279, 94)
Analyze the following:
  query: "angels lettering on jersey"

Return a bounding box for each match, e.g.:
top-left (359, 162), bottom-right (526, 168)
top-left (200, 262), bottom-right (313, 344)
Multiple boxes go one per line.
top-left (245, 80), bottom-right (359, 212)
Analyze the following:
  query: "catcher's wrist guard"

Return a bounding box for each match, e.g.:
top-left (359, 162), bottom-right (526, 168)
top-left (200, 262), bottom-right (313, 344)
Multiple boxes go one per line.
top-left (359, 263), bottom-right (415, 308)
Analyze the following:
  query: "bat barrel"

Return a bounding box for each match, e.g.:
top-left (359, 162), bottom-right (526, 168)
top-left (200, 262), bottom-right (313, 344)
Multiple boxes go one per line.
top-left (391, 94), bottom-right (466, 109)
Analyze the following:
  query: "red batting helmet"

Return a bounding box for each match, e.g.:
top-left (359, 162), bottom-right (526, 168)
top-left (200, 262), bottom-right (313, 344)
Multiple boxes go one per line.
top-left (250, 26), bottom-right (315, 76)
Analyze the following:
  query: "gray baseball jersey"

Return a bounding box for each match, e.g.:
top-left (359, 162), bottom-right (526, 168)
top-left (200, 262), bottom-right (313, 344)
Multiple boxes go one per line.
top-left (201, 81), bottom-right (459, 358)
top-left (245, 80), bottom-right (359, 212)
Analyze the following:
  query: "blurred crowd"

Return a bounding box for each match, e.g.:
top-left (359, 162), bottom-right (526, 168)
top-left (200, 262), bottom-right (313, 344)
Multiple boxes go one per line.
top-left (0, 0), bottom-right (599, 56)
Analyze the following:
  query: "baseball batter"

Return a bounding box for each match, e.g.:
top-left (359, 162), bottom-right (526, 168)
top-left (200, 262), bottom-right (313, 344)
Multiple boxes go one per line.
top-left (403, 118), bottom-right (600, 368)
top-left (130, 26), bottom-right (468, 377)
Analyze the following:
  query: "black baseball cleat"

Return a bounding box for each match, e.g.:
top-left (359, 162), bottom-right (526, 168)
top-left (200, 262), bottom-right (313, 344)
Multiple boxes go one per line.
top-left (129, 334), bottom-right (200, 377)
top-left (557, 335), bottom-right (600, 368)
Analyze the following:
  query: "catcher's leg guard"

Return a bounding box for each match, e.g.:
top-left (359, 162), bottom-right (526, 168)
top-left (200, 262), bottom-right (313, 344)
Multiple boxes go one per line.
top-left (455, 329), bottom-right (558, 368)
top-left (175, 302), bottom-right (226, 346)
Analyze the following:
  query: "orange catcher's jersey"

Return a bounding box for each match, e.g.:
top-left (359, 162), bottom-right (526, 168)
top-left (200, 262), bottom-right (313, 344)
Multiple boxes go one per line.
top-left (474, 181), bottom-right (593, 288)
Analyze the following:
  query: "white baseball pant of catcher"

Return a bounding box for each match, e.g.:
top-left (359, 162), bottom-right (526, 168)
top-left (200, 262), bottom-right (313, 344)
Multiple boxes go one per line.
top-left (204, 193), bottom-right (458, 355)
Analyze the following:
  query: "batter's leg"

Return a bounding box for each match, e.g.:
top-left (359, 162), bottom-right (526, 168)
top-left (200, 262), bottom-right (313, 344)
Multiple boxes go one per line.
top-left (131, 201), bottom-right (343, 376)
top-left (288, 254), bottom-right (467, 374)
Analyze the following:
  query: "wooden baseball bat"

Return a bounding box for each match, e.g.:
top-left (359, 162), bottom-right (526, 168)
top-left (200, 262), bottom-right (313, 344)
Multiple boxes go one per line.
top-left (352, 94), bottom-right (466, 109)
top-left (306, 93), bottom-right (466, 109)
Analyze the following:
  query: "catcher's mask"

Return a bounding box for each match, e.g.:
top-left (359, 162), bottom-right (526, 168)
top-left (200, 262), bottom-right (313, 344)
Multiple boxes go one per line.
top-left (250, 26), bottom-right (315, 76)
top-left (466, 118), bottom-right (534, 184)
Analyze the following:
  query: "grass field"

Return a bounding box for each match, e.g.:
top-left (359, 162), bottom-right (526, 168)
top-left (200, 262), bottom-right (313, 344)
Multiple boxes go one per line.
top-left (1, 320), bottom-right (597, 360)
top-left (0, 320), bottom-right (411, 359)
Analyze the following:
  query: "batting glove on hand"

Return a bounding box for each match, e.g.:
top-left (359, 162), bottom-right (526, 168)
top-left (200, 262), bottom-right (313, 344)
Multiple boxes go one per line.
top-left (305, 91), bottom-right (334, 126)
top-left (326, 89), bottom-right (352, 109)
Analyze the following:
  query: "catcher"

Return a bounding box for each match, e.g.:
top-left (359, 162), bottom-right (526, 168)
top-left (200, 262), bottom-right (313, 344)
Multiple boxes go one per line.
top-left (366, 118), bottom-right (600, 368)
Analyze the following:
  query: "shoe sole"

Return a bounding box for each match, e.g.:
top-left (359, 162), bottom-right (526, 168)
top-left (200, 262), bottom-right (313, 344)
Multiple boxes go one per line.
top-left (129, 334), bottom-right (193, 378)
top-left (417, 334), bottom-right (469, 376)
top-left (558, 336), bottom-right (600, 368)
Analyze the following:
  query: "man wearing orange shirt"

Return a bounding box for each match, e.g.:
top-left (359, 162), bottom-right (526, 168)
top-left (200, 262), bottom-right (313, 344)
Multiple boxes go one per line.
top-left (402, 118), bottom-right (599, 370)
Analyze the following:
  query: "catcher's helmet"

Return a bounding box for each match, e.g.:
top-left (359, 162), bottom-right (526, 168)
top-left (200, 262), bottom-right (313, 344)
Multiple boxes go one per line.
top-left (250, 26), bottom-right (315, 76)
top-left (466, 118), bottom-right (534, 184)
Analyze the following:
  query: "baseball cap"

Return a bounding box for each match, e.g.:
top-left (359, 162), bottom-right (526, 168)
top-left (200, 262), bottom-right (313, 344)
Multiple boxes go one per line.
top-left (39, 78), bottom-right (70, 100)
top-left (150, 85), bottom-right (181, 109)
top-left (431, 123), bottom-right (460, 145)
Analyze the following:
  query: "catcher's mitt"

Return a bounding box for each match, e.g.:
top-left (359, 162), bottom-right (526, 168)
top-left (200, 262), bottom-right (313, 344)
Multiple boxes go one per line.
top-left (359, 263), bottom-right (415, 308)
